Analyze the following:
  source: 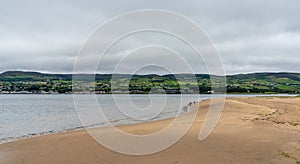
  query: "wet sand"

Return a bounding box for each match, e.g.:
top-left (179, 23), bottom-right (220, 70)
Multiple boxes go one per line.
top-left (0, 97), bottom-right (300, 164)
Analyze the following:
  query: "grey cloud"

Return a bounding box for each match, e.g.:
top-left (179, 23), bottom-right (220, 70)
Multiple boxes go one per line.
top-left (0, 0), bottom-right (299, 74)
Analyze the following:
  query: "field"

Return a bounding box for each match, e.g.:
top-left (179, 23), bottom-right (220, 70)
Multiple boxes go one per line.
top-left (0, 71), bottom-right (300, 94)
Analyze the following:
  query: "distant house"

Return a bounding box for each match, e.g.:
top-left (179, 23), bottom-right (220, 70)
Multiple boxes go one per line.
top-left (130, 90), bottom-right (140, 94)
top-left (151, 78), bottom-right (164, 83)
top-left (165, 89), bottom-right (178, 94)
top-left (180, 89), bottom-right (195, 94)
top-left (150, 87), bottom-right (165, 94)
top-left (208, 90), bottom-right (215, 94)
top-left (95, 91), bottom-right (106, 94)
top-left (18, 91), bottom-right (32, 94)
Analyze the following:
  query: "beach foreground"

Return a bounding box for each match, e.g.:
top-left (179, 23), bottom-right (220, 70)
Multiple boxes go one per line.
top-left (1, 97), bottom-right (300, 164)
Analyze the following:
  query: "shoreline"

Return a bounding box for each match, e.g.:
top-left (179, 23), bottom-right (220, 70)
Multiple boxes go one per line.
top-left (0, 93), bottom-right (298, 95)
top-left (0, 94), bottom-right (297, 144)
top-left (0, 99), bottom-right (201, 145)
top-left (1, 97), bottom-right (300, 163)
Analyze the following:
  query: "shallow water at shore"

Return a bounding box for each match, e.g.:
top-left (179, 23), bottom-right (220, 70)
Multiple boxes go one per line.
top-left (0, 94), bottom-right (295, 143)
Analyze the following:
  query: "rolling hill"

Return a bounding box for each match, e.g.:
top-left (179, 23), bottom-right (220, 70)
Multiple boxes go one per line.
top-left (0, 71), bottom-right (299, 94)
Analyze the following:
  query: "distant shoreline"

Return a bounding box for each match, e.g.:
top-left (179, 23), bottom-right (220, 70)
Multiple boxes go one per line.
top-left (1, 71), bottom-right (300, 94)
top-left (0, 92), bottom-right (298, 95)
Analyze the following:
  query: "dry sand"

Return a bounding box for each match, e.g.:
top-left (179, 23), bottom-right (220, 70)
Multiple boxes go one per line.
top-left (1, 97), bottom-right (300, 164)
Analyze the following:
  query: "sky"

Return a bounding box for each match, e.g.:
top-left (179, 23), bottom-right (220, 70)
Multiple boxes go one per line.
top-left (0, 0), bottom-right (299, 75)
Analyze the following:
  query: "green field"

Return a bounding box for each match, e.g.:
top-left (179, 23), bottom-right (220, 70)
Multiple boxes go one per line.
top-left (0, 71), bottom-right (299, 94)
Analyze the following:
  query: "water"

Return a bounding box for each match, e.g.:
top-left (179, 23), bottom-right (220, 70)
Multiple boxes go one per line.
top-left (0, 94), bottom-right (295, 143)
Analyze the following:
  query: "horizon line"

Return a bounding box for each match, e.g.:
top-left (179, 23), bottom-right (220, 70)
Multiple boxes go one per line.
top-left (1, 70), bottom-right (300, 76)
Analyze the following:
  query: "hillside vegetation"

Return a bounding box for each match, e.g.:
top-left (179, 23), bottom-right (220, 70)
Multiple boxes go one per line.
top-left (0, 71), bottom-right (299, 94)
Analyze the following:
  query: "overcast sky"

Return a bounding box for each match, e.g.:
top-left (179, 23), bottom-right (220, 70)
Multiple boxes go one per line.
top-left (0, 0), bottom-right (299, 75)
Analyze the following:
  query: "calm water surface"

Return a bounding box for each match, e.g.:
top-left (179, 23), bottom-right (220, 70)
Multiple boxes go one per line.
top-left (0, 94), bottom-right (295, 143)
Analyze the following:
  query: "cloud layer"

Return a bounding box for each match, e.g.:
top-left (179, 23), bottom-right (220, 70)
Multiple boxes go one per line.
top-left (1, 0), bottom-right (299, 74)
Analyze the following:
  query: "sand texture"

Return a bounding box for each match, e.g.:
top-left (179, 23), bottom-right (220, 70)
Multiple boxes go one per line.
top-left (1, 97), bottom-right (300, 164)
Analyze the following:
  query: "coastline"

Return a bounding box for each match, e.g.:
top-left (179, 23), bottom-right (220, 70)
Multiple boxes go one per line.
top-left (1, 97), bottom-right (300, 163)
top-left (0, 97), bottom-right (201, 145)
top-left (1, 94), bottom-right (295, 144)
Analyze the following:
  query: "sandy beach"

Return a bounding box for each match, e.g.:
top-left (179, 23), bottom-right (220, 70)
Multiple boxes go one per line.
top-left (1, 97), bottom-right (300, 164)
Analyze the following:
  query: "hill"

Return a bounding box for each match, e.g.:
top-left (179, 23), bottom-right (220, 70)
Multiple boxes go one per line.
top-left (0, 71), bottom-right (299, 94)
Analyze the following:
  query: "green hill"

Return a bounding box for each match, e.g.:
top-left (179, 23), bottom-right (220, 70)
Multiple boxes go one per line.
top-left (0, 71), bottom-right (299, 94)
